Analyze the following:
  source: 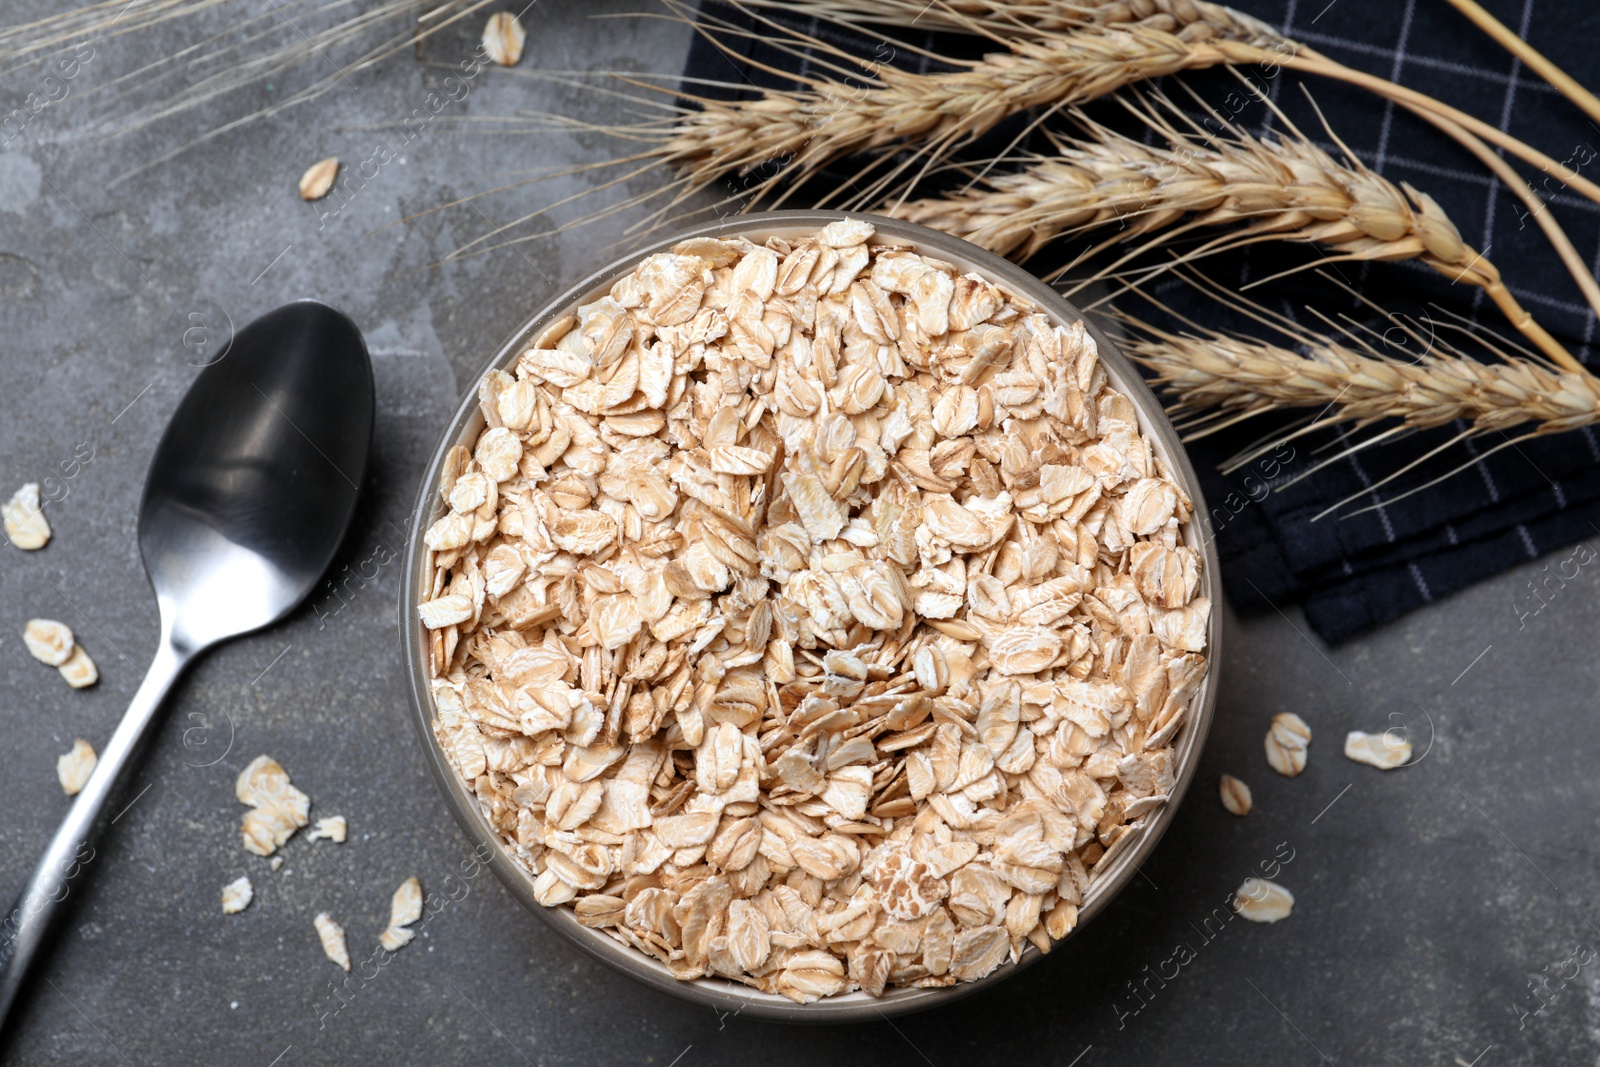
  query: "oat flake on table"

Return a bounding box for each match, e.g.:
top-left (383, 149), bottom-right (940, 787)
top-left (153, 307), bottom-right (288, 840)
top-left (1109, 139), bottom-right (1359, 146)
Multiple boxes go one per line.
top-left (313, 912), bottom-right (351, 970)
top-left (482, 11), bottom-right (525, 66)
top-left (298, 156), bottom-right (339, 201)
top-left (23, 619), bottom-right (74, 666)
top-left (221, 876), bottom-right (253, 914)
top-left (2, 482), bottom-right (50, 550)
top-left (1264, 712), bottom-right (1311, 778)
top-left (56, 739), bottom-right (96, 795)
top-left (1233, 877), bottom-right (1294, 923)
top-left (420, 218), bottom-right (1210, 1001)
top-left (1344, 729), bottom-right (1411, 770)
top-left (307, 815), bottom-right (347, 842)
top-left (57, 645), bottom-right (98, 689)
top-left (1218, 773), bottom-right (1251, 816)
top-left (379, 876), bottom-right (424, 951)
top-left (236, 755), bottom-right (310, 856)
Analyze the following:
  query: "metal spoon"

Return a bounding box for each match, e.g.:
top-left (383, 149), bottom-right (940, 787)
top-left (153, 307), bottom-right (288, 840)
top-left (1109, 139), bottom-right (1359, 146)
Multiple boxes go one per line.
top-left (0, 299), bottom-right (373, 1029)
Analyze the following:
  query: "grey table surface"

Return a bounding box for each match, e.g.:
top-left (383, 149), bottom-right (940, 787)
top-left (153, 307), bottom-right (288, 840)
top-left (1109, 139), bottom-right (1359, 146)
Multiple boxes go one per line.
top-left (0, 2), bottom-right (1594, 1064)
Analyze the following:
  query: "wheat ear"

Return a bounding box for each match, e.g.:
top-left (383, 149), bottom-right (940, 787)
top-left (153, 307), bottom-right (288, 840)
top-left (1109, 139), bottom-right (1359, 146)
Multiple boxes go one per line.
top-left (1128, 317), bottom-right (1600, 440)
top-left (1120, 283), bottom-right (1600, 514)
top-left (653, 19), bottom-right (1241, 208)
top-left (890, 94), bottom-right (1581, 371)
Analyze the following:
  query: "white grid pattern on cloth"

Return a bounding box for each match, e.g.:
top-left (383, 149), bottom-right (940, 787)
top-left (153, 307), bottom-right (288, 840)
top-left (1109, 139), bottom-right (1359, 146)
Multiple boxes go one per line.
top-left (1518, 523), bottom-right (1540, 557)
top-left (1348, 451), bottom-right (1399, 542)
top-left (1366, 0), bottom-right (1417, 173)
top-left (1408, 560), bottom-right (1434, 600)
top-left (1582, 425), bottom-right (1600, 463)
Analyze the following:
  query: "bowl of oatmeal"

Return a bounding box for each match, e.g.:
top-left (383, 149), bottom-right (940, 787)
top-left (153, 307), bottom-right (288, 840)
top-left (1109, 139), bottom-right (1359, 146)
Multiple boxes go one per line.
top-left (401, 210), bottom-right (1219, 1020)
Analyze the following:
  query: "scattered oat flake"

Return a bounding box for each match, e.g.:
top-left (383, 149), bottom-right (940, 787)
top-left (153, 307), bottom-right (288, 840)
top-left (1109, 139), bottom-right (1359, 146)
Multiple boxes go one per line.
top-left (2, 483), bottom-right (50, 550)
top-left (235, 755), bottom-right (311, 857)
top-left (270, 856), bottom-right (284, 872)
top-left (482, 11), bottom-right (525, 66)
top-left (379, 876), bottom-right (423, 951)
top-left (1264, 712), bottom-right (1311, 777)
top-left (23, 619), bottom-right (74, 666)
top-left (57, 645), bottom-right (98, 689)
top-left (313, 912), bottom-right (351, 970)
top-left (56, 739), bottom-right (96, 795)
top-left (307, 816), bottom-right (347, 843)
top-left (298, 157), bottom-right (339, 201)
top-left (1233, 878), bottom-right (1294, 923)
top-left (1219, 774), bottom-right (1251, 816)
top-left (221, 876), bottom-right (253, 914)
top-left (1344, 729), bottom-right (1411, 770)
top-left (378, 924), bottom-right (413, 952)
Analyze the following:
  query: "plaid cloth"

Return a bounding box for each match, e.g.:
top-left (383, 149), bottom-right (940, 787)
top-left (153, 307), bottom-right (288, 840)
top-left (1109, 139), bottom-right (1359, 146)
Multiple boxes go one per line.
top-left (682, 0), bottom-right (1600, 643)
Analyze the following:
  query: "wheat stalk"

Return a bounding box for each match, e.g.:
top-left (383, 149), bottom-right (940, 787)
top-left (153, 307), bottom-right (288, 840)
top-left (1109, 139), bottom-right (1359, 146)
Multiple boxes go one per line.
top-left (1442, 0), bottom-right (1600, 128)
top-left (888, 95), bottom-right (1583, 370)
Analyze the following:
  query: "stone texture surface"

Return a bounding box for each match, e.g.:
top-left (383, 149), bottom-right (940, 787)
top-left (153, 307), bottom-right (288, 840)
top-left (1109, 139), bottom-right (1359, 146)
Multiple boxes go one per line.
top-left (0, 3), bottom-right (1594, 1064)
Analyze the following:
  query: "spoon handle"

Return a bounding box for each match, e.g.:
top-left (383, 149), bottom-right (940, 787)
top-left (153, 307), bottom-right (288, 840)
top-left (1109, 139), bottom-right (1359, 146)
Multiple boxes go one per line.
top-left (0, 636), bottom-right (191, 1031)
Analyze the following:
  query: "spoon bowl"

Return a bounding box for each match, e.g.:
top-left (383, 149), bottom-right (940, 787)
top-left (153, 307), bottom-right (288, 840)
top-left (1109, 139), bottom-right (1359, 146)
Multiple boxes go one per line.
top-left (0, 299), bottom-right (373, 1032)
top-left (140, 301), bottom-right (373, 651)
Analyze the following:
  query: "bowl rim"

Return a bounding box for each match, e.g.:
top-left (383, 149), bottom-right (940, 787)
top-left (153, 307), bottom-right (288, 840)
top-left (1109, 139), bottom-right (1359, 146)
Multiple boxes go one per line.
top-left (400, 208), bottom-right (1222, 1023)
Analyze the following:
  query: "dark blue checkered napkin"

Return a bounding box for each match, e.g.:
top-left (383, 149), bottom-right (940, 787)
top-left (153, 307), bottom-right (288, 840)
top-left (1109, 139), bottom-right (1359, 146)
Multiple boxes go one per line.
top-left (682, 0), bottom-right (1600, 643)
